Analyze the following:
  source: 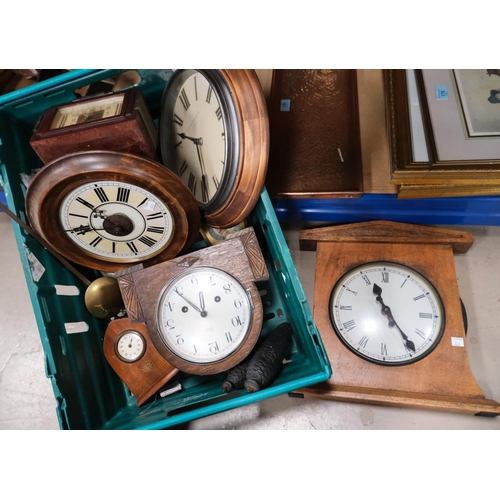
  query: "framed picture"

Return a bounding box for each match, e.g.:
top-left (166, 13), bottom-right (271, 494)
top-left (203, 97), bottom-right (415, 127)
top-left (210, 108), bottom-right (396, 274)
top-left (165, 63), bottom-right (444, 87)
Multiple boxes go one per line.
top-left (385, 69), bottom-right (500, 198)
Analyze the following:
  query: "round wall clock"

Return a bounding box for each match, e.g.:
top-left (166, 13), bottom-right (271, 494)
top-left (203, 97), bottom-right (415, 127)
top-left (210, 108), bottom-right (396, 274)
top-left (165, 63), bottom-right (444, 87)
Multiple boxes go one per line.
top-left (330, 261), bottom-right (445, 366)
top-left (159, 69), bottom-right (269, 229)
top-left (25, 151), bottom-right (201, 273)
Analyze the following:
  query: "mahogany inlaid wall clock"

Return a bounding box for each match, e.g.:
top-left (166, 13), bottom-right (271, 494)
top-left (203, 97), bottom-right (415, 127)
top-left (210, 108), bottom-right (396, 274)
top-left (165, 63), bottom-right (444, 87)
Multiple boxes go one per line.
top-left (159, 69), bottom-right (269, 229)
top-left (103, 317), bottom-right (179, 406)
top-left (25, 150), bottom-right (201, 273)
top-left (297, 220), bottom-right (500, 416)
top-left (116, 227), bottom-right (269, 376)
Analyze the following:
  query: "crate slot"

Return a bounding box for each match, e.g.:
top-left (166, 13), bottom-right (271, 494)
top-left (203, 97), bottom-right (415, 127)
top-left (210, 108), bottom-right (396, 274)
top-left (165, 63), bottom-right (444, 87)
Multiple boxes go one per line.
top-left (59, 335), bottom-right (67, 356)
top-left (64, 321), bottom-right (89, 334)
top-left (39, 296), bottom-right (51, 323)
top-left (12, 100), bottom-right (34, 109)
top-left (42, 89), bottom-right (66, 99)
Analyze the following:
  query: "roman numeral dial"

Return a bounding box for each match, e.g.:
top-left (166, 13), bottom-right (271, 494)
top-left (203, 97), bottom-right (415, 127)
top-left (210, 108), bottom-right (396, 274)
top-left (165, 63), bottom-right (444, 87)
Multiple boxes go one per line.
top-left (330, 262), bottom-right (445, 366)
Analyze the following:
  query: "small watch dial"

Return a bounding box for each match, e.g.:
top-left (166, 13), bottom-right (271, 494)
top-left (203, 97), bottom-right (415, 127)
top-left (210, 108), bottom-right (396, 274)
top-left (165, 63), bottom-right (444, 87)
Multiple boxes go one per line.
top-left (330, 262), bottom-right (445, 366)
top-left (59, 181), bottom-right (175, 262)
top-left (156, 267), bottom-right (252, 364)
top-left (115, 330), bottom-right (146, 363)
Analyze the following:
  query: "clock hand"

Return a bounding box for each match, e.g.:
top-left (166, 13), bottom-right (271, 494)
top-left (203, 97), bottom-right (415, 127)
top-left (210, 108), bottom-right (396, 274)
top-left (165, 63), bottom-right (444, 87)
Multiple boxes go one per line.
top-left (177, 133), bottom-right (200, 144)
top-left (195, 142), bottom-right (210, 201)
top-left (199, 291), bottom-right (206, 313)
top-left (174, 289), bottom-right (207, 317)
top-left (373, 284), bottom-right (416, 352)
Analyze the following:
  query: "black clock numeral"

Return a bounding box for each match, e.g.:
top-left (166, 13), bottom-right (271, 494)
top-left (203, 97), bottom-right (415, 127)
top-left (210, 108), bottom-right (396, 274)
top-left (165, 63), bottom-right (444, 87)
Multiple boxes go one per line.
top-left (234, 299), bottom-right (243, 309)
top-left (212, 176), bottom-right (220, 190)
top-left (179, 88), bottom-right (190, 110)
top-left (231, 316), bottom-right (243, 327)
top-left (166, 319), bottom-right (175, 330)
top-left (415, 328), bottom-right (426, 339)
top-left (166, 302), bottom-right (175, 312)
top-left (112, 242), bottom-right (116, 253)
top-left (173, 113), bottom-right (184, 127)
top-left (215, 107), bottom-right (222, 121)
top-left (117, 187), bottom-right (130, 203)
top-left (146, 212), bottom-right (164, 221)
top-left (343, 319), bottom-right (356, 332)
top-left (137, 197), bottom-right (148, 208)
top-left (175, 140), bottom-right (182, 149)
top-left (69, 212), bottom-right (88, 219)
top-left (76, 197), bottom-right (95, 210)
top-left (221, 131), bottom-right (225, 139)
top-left (206, 86), bottom-right (213, 104)
top-left (344, 286), bottom-right (357, 296)
top-left (147, 226), bottom-right (164, 234)
top-left (382, 272), bottom-right (389, 283)
top-left (225, 331), bottom-right (232, 343)
top-left (90, 236), bottom-right (103, 248)
top-left (361, 275), bottom-right (371, 286)
top-left (381, 343), bottom-right (388, 355)
top-left (413, 294), bottom-right (425, 301)
top-left (339, 305), bottom-right (352, 310)
top-left (188, 172), bottom-right (197, 196)
top-left (419, 312), bottom-right (433, 319)
top-left (94, 187), bottom-right (109, 203)
top-left (73, 225), bottom-right (92, 235)
top-left (127, 241), bottom-right (138, 254)
top-left (175, 335), bottom-right (184, 345)
top-left (223, 284), bottom-right (232, 294)
top-left (194, 76), bottom-right (198, 101)
top-left (138, 235), bottom-right (157, 247)
top-left (358, 335), bottom-right (369, 348)
top-left (179, 160), bottom-right (188, 177)
top-left (209, 341), bottom-right (219, 354)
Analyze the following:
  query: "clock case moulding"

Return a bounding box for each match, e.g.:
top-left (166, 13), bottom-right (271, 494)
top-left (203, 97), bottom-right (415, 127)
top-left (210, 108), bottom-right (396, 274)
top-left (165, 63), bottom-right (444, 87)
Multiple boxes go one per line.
top-left (296, 220), bottom-right (500, 417)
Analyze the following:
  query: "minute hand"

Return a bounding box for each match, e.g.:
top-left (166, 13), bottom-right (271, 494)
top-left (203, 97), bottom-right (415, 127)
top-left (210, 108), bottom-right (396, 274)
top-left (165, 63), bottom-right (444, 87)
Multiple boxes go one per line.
top-left (373, 284), bottom-right (416, 352)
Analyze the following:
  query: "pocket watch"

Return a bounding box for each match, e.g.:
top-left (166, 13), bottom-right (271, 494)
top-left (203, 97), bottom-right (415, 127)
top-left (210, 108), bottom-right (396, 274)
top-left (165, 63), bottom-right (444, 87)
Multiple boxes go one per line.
top-left (159, 69), bottom-right (269, 229)
top-left (116, 226), bottom-right (269, 376)
top-left (25, 151), bottom-right (201, 273)
top-left (330, 261), bottom-right (445, 366)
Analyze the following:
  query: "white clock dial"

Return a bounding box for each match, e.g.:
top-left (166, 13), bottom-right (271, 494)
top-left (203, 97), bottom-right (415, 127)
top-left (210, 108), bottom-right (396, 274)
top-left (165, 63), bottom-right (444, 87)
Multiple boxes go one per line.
top-left (115, 330), bottom-right (146, 363)
top-left (330, 262), bottom-right (445, 366)
top-left (59, 180), bottom-right (175, 262)
top-left (156, 267), bottom-right (253, 364)
top-left (160, 70), bottom-right (239, 210)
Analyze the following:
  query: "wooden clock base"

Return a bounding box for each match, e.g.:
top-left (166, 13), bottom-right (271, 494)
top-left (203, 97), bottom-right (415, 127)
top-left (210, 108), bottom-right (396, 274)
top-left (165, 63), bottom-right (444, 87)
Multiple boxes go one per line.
top-left (295, 221), bottom-right (500, 417)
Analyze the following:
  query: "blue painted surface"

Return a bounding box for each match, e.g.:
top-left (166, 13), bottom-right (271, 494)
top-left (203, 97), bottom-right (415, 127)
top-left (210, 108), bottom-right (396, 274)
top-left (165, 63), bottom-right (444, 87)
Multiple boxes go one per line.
top-left (271, 194), bottom-right (500, 226)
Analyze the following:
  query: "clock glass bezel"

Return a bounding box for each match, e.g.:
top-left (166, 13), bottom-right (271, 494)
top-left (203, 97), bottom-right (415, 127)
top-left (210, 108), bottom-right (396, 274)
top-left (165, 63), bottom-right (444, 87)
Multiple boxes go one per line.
top-left (155, 266), bottom-right (253, 365)
top-left (329, 261), bottom-right (446, 367)
top-left (115, 330), bottom-right (146, 363)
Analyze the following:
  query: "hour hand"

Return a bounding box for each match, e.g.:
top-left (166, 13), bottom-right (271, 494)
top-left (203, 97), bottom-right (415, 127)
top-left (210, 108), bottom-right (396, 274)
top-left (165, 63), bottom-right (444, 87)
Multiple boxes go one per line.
top-left (373, 284), bottom-right (416, 352)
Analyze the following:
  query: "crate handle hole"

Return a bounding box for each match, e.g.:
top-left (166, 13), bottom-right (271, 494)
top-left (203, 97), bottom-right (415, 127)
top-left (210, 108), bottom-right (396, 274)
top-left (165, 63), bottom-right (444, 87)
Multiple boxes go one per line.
top-left (259, 289), bottom-right (268, 296)
top-left (264, 312), bottom-right (275, 321)
top-left (277, 308), bottom-right (284, 318)
top-left (274, 258), bottom-right (282, 271)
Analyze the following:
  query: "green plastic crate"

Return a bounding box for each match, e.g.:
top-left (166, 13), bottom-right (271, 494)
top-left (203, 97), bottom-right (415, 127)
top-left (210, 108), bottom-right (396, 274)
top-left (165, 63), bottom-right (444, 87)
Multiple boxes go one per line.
top-left (0, 69), bottom-right (331, 429)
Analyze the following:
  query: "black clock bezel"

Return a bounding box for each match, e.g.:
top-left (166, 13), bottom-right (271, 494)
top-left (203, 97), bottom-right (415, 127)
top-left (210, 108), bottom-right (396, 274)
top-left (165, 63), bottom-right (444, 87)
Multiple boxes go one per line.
top-left (329, 260), bottom-right (447, 367)
top-left (159, 69), bottom-right (240, 213)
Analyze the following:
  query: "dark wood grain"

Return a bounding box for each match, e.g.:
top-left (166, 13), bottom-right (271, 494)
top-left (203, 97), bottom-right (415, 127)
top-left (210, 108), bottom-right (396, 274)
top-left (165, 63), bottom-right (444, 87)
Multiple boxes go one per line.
top-left (117, 227), bottom-right (268, 376)
top-left (204, 69), bottom-right (270, 229)
top-left (30, 88), bottom-right (158, 164)
top-left (25, 150), bottom-right (201, 273)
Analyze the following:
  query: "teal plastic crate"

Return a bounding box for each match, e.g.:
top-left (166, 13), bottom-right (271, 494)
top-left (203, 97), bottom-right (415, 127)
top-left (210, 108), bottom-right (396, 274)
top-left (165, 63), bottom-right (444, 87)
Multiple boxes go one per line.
top-left (0, 69), bottom-right (331, 429)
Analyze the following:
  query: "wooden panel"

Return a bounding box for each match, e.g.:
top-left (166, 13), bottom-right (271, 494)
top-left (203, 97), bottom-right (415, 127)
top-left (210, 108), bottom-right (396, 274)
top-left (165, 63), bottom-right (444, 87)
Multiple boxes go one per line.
top-left (266, 69), bottom-right (363, 198)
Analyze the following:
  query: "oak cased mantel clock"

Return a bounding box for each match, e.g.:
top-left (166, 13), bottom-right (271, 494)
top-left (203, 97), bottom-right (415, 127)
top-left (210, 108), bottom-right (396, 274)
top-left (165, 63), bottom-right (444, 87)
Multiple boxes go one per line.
top-left (25, 151), bottom-right (201, 273)
top-left (116, 227), bottom-right (269, 376)
top-left (159, 69), bottom-right (269, 229)
top-left (296, 220), bottom-right (500, 416)
top-left (30, 88), bottom-right (158, 164)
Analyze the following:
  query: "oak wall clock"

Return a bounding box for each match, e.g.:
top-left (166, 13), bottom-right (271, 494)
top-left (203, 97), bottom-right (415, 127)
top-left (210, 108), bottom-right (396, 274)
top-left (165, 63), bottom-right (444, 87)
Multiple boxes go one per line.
top-left (297, 220), bottom-right (500, 416)
top-left (30, 88), bottom-right (158, 164)
top-left (116, 227), bottom-right (269, 376)
top-left (25, 151), bottom-right (201, 273)
top-left (159, 69), bottom-right (269, 229)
